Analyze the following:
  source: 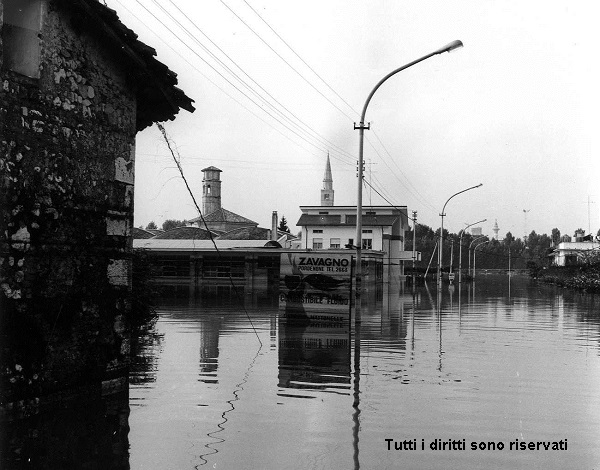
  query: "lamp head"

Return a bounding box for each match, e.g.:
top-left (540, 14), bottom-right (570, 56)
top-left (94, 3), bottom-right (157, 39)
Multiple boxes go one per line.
top-left (436, 40), bottom-right (464, 54)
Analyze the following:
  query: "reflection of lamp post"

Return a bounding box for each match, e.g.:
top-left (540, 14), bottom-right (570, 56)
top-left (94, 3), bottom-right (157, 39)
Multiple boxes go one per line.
top-left (437, 184), bottom-right (483, 288)
top-left (458, 219), bottom-right (486, 284)
top-left (411, 211), bottom-right (417, 287)
top-left (468, 235), bottom-right (487, 278)
top-left (354, 40), bottom-right (464, 320)
top-left (473, 239), bottom-right (490, 279)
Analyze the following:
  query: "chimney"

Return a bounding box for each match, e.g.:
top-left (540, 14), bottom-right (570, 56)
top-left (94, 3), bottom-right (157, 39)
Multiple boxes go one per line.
top-left (271, 211), bottom-right (278, 241)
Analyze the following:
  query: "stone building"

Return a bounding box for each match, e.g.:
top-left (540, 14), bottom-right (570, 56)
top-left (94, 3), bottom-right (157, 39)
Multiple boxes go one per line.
top-left (0, 0), bottom-right (193, 410)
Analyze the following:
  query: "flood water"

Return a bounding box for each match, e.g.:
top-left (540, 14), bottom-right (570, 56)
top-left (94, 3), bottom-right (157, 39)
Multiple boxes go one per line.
top-left (127, 275), bottom-right (600, 469)
top-left (2, 275), bottom-right (599, 469)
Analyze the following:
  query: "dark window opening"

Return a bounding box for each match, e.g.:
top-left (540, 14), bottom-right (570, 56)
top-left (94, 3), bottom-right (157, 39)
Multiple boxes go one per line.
top-left (1, 0), bottom-right (42, 78)
top-left (202, 256), bottom-right (245, 278)
top-left (155, 255), bottom-right (190, 277)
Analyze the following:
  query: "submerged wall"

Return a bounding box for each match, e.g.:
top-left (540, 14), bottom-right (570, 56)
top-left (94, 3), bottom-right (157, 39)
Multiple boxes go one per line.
top-left (1, 1), bottom-right (137, 411)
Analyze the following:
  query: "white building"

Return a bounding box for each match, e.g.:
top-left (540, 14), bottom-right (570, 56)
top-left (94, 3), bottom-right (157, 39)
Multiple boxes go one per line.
top-left (552, 241), bottom-right (600, 266)
top-left (296, 155), bottom-right (412, 284)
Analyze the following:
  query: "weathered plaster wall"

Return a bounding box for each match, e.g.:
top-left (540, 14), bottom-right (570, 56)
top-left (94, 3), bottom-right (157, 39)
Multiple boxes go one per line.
top-left (1, 1), bottom-right (138, 409)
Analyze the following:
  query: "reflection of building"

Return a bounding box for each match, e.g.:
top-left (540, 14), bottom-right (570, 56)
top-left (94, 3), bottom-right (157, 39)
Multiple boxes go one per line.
top-left (198, 316), bottom-right (221, 384)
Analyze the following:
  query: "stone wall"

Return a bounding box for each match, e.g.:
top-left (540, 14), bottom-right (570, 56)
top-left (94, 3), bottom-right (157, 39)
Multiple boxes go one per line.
top-left (1, 1), bottom-right (137, 409)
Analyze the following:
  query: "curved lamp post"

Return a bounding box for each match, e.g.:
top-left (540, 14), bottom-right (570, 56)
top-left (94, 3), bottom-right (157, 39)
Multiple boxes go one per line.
top-left (458, 219), bottom-right (486, 284)
top-left (473, 239), bottom-right (490, 279)
top-left (354, 40), bottom-right (463, 320)
top-left (468, 235), bottom-right (487, 278)
top-left (437, 184), bottom-right (483, 288)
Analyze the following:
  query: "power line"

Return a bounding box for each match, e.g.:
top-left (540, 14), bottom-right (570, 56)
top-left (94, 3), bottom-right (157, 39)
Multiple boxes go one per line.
top-left (242, 0), bottom-right (360, 119)
top-left (127, 0), bottom-right (353, 165)
top-left (219, 0), bottom-right (356, 123)
top-left (164, 0), bottom-right (356, 164)
top-left (238, 0), bottom-right (437, 213)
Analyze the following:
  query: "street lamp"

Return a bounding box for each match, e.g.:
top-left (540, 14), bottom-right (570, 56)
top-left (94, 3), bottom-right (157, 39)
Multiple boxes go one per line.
top-left (468, 235), bottom-right (487, 278)
top-left (458, 219), bottom-right (486, 284)
top-left (437, 184), bottom-right (483, 288)
top-left (473, 239), bottom-right (490, 279)
top-left (354, 40), bottom-right (463, 320)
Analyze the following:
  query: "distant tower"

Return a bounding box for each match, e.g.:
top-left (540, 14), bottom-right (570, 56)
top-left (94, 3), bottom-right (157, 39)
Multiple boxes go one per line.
top-left (202, 166), bottom-right (222, 215)
top-left (321, 153), bottom-right (334, 206)
top-left (493, 219), bottom-right (499, 239)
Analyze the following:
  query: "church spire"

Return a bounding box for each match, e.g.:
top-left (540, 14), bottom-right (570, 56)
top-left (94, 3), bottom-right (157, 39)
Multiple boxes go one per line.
top-left (321, 152), bottom-right (334, 206)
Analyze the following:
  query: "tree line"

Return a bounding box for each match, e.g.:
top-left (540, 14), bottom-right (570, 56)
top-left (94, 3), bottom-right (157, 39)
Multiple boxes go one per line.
top-left (404, 224), bottom-right (599, 273)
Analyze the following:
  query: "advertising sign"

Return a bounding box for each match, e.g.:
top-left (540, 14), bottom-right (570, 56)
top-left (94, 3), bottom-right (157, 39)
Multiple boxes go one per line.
top-left (279, 252), bottom-right (352, 323)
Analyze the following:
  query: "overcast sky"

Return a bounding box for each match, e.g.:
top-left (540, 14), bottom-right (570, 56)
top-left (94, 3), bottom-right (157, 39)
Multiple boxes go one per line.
top-left (106, 0), bottom-right (600, 239)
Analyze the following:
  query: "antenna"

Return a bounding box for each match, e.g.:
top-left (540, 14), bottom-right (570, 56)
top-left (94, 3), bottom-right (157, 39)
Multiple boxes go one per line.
top-left (586, 196), bottom-right (596, 234)
top-left (522, 209), bottom-right (530, 242)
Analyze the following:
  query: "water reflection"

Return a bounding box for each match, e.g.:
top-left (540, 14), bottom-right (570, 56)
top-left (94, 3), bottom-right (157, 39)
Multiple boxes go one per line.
top-left (278, 321), bottom-right (351, 397)
top-left (4, 275), bottom-right (600, 469)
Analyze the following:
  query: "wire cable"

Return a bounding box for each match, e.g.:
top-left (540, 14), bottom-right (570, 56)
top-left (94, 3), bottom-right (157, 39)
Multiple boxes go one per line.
top-left (157, 122), bottom-right (263, 347)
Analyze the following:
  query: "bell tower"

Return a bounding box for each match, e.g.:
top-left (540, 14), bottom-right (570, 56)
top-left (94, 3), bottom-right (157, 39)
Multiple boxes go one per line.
top-left (202, 166), bottom-right (222, 215)
top-left (320, 153), bottom-right (334, 206)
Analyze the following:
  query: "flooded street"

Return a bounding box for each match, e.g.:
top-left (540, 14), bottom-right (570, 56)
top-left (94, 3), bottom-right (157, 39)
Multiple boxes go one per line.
top-left (128, 275), bottom-right (600, 469)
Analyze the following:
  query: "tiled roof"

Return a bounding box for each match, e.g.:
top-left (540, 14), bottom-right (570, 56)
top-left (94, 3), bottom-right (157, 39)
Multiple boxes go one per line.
top-left (297, 214), bottom-right (399, 226)
top-left (133, 227), bottom-right (155, 239)
top-left (296, 215), bottom-right (342, 226)
top-left (344, 215), bottom-right (400, 226)
top-left (189, 208), bottom-right (258, 225)
top-left (217, 226), bottom-right (271, 240)
top-left (153, 226), bottom-right (214, 240)
top-left (202, 166), bottom-right (222, 172)
top-left (133, 239), bottom-right (272, 251)
top-left (62, 0), bottom-right (195, 130)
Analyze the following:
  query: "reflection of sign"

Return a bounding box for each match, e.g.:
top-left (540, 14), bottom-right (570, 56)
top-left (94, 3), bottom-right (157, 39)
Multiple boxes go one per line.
top-left (279, 253), bottom-right (352, 322)
top-left (278, 319), bottom-right (351, 393)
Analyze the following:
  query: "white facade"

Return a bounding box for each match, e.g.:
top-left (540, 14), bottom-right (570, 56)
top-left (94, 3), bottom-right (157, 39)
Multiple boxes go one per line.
top-left (552, 241), bottom-right (600, 266)
top-left (296, 205), bottom-right (410, 283)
